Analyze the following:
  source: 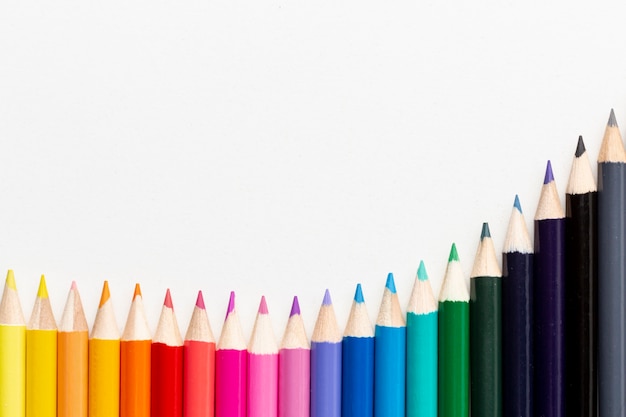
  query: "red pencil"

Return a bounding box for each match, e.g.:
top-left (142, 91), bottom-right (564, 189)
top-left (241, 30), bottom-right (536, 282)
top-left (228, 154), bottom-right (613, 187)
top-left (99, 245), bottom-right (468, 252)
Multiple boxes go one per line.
top-left (151, 289), bottom-right (184, 417)
top-left (184, 291), bottom-right (216, 417)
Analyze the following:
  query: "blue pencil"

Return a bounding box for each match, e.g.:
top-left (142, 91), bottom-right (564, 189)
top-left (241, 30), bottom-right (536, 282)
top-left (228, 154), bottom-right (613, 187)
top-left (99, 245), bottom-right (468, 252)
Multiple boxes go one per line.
top-left (342, 284), bottom-right (374, 417)
top-left (374, 273), bottom-right (406, 417)
top-left (311, 289), bottom-right (342, 417)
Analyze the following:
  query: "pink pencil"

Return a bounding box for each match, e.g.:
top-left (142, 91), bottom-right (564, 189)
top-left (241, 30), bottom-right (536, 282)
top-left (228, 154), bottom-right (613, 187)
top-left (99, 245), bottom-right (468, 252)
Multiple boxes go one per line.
top-left (248, 296), bottom-right (278, 417)
top-left (278, 296), bottom-right (310, 417)
top-left (184, 291), bottom-right (216, 417)
top-left (215, 291), bottom-right (247, 417)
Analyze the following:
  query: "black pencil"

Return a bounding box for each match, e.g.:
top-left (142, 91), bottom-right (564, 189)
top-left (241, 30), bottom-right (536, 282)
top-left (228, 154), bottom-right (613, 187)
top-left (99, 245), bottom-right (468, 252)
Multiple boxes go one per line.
top-left (565, 136), bottom-right (597, 417)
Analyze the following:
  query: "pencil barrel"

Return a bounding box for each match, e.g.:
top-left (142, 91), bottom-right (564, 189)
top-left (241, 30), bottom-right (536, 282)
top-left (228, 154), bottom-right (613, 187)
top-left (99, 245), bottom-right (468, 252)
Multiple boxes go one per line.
top-left (120, 339), bottom-right (151, 417)
top-left (248, 353), bottom-right (278, 417)
top-left (57, 330), bottom-right (88, 417)
top-left (0, 325), bottom-right (26, 417)
top-left (470, 276), bottom-right (502, 417)
top-left (151, 343), bottom-right (183, 417)
top-left (215, 349), bottom-right (247, 417)
top-left (89, 339), bottom-right (121, 417)
top-left (406, 311), bottom-right (437, 417)
top-left (183, 340), bottom-right (215, 417)
top-left (278, 348), bottom-right (310, 417)
top-left (311, 341), bottom-right (341, 417)
top-left (438, 301), bottom-right (469, 417)
top-left (342, 336), bottom-right (374, 417)
top-left (374, 326), bottom-right (406, 417)
top-left (26, 329), bottom-right (56, 417)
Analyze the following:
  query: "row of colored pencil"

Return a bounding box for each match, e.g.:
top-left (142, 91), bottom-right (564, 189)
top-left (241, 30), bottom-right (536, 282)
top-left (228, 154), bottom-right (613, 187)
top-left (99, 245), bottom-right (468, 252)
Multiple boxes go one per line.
top-left (0, 109), bottom-right (623, 417)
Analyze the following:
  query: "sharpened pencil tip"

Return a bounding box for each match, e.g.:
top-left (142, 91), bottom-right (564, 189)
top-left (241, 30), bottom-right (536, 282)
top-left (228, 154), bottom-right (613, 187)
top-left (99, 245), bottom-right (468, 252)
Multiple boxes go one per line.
top-left (164, 289), bottom-right (173, 309)
top-left (354, 283), bottom-right (365, 303)
top-left (609, 108), bottom-right (618, 127)
top-left (322, 289), bottom-right (332, 306)
top-left (37, 275), bottom-right (48, 298)
top-left (71, 280), bottom-right (78, 291)
top-left (226, 291), bottom-right (236, 319)
top-left (290, 296), bottom-right (301, 317)
top-left (195, 290), bottom-right (205, 309)
top-left (481, 222), bottom-right (491, 240)
top-left (5, 270), bottom-right (16, 291)
top-left (544, 160), bottom-right (554, 184)
top-left (99, 281), bottom-right (111, 308)
top-left (575, 135), bottom-right (586, 157)
top-left (417, 260), bottom-right (429, 281)
top-left (258, 295), bottom-right (268, 314)
top-left (448, 243), bottom-right (460, 262)
top-left (385, 273), bottom-right (397, 293)
top-left (513, 195), bottom-right (522, 213)
top-left (133, 283), bottom-right (142, 300)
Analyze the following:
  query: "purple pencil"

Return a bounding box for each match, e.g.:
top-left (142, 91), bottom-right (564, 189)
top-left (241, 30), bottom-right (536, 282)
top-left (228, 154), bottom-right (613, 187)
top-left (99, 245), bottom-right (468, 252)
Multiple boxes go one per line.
top-left (311, 290), bottom-right (342, 417)
top-left (278, 297), bottom-right (310, 417)
top-left (533, 161), bottom-right (566, 417)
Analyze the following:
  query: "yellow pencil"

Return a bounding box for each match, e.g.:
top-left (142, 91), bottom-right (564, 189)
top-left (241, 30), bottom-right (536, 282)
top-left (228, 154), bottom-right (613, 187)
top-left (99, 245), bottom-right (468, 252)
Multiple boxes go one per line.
top-left (89, 281), bottom-right (121, 417)
top-left (26, 275), bottom-right (57, 417)
top-left (0, 270), bottom-right (26, 417)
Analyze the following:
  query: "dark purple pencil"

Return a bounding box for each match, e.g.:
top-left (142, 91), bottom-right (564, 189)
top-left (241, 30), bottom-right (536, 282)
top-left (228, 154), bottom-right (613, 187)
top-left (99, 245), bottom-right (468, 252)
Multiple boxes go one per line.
top-left (533, 161), bottom-right (566, 417)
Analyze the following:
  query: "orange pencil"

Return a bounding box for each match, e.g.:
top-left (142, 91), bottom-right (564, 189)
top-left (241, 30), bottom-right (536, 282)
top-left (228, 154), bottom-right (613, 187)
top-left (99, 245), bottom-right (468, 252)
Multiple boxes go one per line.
top-left (184, 290), bottom-right (216, 417)
top-left (89, 281), bottom-right (120, 417)
top-left (58, 281), bottom-right (88, 417)
top-left (121, 284), bottom-right (151, 417)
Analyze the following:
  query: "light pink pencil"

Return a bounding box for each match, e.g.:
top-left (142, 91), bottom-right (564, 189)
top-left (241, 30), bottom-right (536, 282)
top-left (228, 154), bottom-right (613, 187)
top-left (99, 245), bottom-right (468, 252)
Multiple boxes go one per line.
top-left (248, 296), bottom-right (278, 417)
top-left (278, 296), bottom-right (310, 417)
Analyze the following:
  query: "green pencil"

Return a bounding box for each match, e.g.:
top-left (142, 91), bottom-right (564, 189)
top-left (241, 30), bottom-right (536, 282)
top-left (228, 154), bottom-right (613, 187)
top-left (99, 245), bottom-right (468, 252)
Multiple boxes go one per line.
top-left (438, 243), bottom-right (469, 417)
top-left (470, 223), bottom-right (502, 417)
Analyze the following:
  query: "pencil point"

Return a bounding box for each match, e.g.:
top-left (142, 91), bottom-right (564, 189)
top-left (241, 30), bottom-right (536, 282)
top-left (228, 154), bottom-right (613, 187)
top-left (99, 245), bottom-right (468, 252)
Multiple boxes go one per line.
top-left (195, 290), bottom-right (205, 309)
top-left (544, 160), bottom-right (554, 184)
top-left (37, 275), bottom-right (49, 298)
top-left (354, 283), bottom-right (365, 303)
top-left (385, 273), bottom-right (397, 294)
top-left (5, 270), bottom-right (16, 290)
top-left (322, 289), bottom-right (332, 306)
top-left (448, 243), bottom-right (460, 262)
top-left (417, 260), bottom-right (429, 281)
top-left (481, 222), bottom-right (491, 240)
top-left (290, 296), bottom-right (301, 317)
top-left (513, 194), bottom-right (522, 213)
top-left (164, 289), bottom-right (173, 309)
top-left (133, 283), bottom-right (142, 300)
top-left (71, 280), bottom-right (78, 291)
top-left (226, 291), bottom-right (236, 318)
top-left (575, 135), bottom-right (586, 157)
top-left (258, 295), bottom-right (269, 314)
top-left (99, 281), bottom-right (111, 307)
top-left (609, 108), bottom-right (618, 127)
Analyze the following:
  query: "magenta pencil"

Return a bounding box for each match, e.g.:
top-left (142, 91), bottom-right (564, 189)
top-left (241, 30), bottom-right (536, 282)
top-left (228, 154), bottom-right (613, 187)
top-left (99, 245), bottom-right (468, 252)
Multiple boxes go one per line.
top-left (278, 296), bottom-right (310, 417)
top-left (248, 296), bottom-right (278, 417)
top-left (215, 292), bottom-right (247, 417)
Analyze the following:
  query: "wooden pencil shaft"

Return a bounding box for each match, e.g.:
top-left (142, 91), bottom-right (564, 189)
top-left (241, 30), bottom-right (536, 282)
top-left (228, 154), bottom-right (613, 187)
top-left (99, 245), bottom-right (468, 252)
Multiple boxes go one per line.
top-left (598, 162), bottom-right (626, 417)
top-left (374, 326), bottom-right (405, 417)
top-left (57, 331), bottom-right (88, 417)
top-left (26, 329), bottom-right (57, 417)
top-left (89, 339), bottom-right (121, 417)
top-left (565, 191), bottom-right (598, 417)
top-left (470, 276), bottom-right (502, 417)
top-left (342, 336), bottom-right (374, 417)
top-left (310, 341), bottom-right (341, 417)
top-left (438, 301), bottom-right (469, 417)
top-left (183, 340), bottom-right (215, 417)
top-left (151, 343), bottom-right (183, 417)
top-left (501, 251), bottom-right (533, 417)
top-left (0, 325), bottom-right (26, 417)
top-left (406, 312), bottom-right (437, 417)
top-left (120, 340), bottom-right (151, 417)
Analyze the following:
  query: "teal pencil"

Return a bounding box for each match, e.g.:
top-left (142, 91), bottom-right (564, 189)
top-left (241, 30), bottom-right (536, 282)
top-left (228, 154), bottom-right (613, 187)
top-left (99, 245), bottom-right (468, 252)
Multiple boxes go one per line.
top-left (374, 273), bottom-right (406, 417)
top-left (406, 261), bottom-right (437, 417)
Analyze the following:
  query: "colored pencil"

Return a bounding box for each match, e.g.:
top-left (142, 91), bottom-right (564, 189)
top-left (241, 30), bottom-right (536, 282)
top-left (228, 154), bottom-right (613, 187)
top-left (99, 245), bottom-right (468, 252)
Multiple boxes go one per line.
top-left (121, 284), bottom-right (151, 417)
top-left (215, 291), bottom-right (247, 417)
top-left (438, 243), bottom-right (469, 417)
top-left (0, 270), bottom-right (26, 417)
top-left (58, 281), bottom-right (88, 417)
top-left (342, 283), bottom-right (374, 417)
top-left (248, 296), bottom-right (278, 417)
top-left (470, 223), bottom-right (502, 417)
top-left (502, 195), bottom-right (533, 417)
top-left (184, 290), bottom-right (216, 417)
top-left (374, 273), bottom-right (406, 417)
top-left (89, 281), bottom-right (121, 417)
top-left (534, 160), bottom-right (566, 417)
top-left (598, 109), bottom-right (626, 416)
top-left (278, 296), bottom-right (310, 417)
top-left (311, 289), bottom-right (342, 417)
top-left (566, 136), bottom-right (598, 417)
top-left (151, 289), bottom-right (184, 417)
top-left (26, 275), bottom-right (57, 417)
top-left (406, 261), bottom-right (437, 417)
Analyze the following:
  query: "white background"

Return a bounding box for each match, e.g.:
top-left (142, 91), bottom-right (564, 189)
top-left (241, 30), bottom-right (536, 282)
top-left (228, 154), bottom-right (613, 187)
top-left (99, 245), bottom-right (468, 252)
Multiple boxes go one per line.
top-left (0, 0), bottom-right (624, 339)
